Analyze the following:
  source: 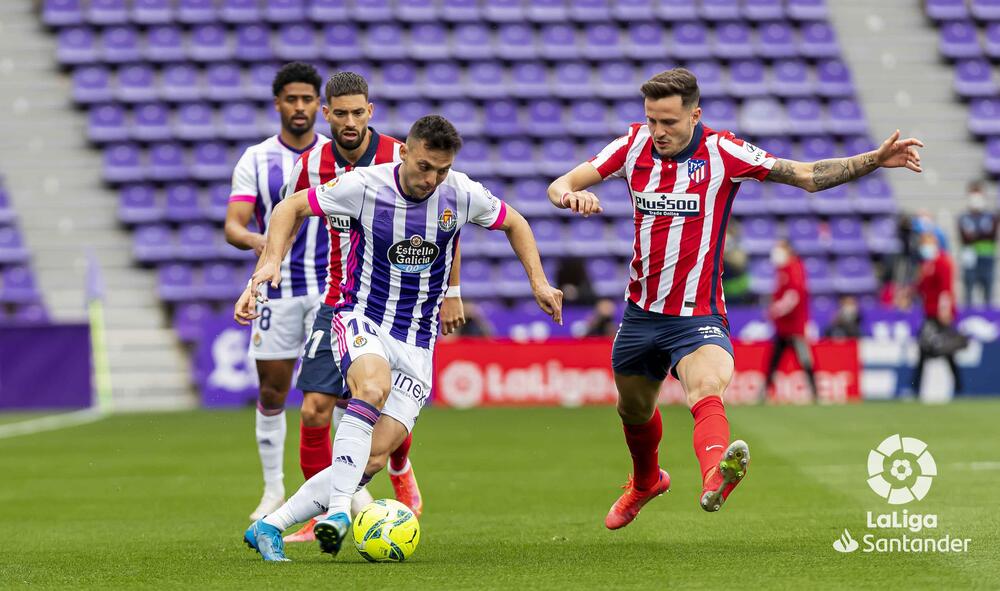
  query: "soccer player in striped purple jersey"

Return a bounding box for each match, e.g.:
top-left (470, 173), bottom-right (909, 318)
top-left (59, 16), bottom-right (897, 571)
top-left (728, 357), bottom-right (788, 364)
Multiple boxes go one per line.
top-left (224, 62), bottom-right (329, 521)
top-left (239, 116), bottom-right (563, 561)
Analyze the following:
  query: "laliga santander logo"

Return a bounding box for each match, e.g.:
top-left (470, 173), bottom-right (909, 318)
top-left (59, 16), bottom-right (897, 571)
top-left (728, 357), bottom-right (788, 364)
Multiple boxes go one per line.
top-left (438, 361), bottom-right (484, 409)
top-left (866, 434), bottom-right (936, 505)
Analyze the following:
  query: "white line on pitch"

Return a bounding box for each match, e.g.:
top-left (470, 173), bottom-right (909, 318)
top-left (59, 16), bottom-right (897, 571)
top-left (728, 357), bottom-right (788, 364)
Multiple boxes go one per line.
top-left (0, 408), bottom-right (108, 440)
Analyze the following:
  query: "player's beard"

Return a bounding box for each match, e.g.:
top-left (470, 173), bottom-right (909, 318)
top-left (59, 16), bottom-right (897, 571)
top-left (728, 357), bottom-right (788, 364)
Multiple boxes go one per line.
top-left (335, 127), bottom-right (367, 151)
top-left (284, 115), bottom-right (313, 137)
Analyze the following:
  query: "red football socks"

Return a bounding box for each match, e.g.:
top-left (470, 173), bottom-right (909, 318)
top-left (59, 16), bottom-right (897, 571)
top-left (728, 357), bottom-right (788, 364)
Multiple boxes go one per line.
top-left (389, 432), bottom-right (413, 472)
top-left (691, 396), bottom-right (730, 481)
top-left (622, 407), bottom-right (663, 491)
top-left (299, 421), bottom-right (332, 480)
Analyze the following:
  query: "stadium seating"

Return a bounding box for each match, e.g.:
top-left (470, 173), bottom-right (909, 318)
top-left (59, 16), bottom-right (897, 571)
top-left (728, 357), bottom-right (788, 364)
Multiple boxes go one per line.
top-left (38, 0), bottom-right (896, 341)
top-left (0, 180), bottom-right (46, 324)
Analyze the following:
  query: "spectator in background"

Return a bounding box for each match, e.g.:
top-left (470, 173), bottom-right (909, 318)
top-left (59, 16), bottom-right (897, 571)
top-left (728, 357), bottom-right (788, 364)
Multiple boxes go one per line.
top-left (722, 223), bottom-right (751, 305)
top-left (762, 239), bottom-right (818, 402)
top-left (957, 181), bottom-right (998, 307)
top-left (555, 256), bottom-right (596, 307)
top-left (452, 302), bottom-right (491, 338)
top-left (584, 298), bottom-right (618, 337)
top-left (824, 295), bottom-right (863, 339)
top-left (912, 232), bottom-right (963, 394)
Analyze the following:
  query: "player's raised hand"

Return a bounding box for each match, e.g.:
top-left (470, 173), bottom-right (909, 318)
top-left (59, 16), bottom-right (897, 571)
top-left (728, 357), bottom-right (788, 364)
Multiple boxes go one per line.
top-left (533, 284), bottom-right (564, 326)
top-left (439, 296), bottom-right (466, 336)
top-left (561, 190), bottom-right (604, 217)
top-left (875, 129), bottom-right (924, 173)
top-left (233, 284), bottom-right (258, 325)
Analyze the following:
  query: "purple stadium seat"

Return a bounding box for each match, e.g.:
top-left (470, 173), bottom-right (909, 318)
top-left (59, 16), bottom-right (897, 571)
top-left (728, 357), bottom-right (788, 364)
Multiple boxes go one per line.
top-left (553, 62), bottom-right (593, 99)
top-left (101, 27), bottom-right (142, 64)
top-left (843, 136), bottom-right (874, 155)
top-left (0, 227), bottom-right (29, 264)
top-left (134, 224), bottom-right (174, 263)
top-left (672, 23), bottom-right (711, 60)
top-left (987, 138), bottom-right (1000, 175)
top-left (969, 99), bottom-right (1000, 135)
top-left (940, 21), bottom-right (983, 59)
top-left (116, 64), bottom-right (157, 103)
top-left (57, 27), bottom-right (98, 65)
top-left (787, 0), bottom-right (828, 20)
top-left (678, 62), bottom-right (719, 100)
top-left (43, 0), bottom-right (84, 27)
top-left (769, 183), bottom-right (811, 216)
top-left (732, 180), bottom-right (769, 216)
top-left (701, 0), bottom-right (741, 20)
top-left (592, 181), bottom-right (632, 218)
top-left (757, 22), bottom-right (797, 60)
top-left (495, 140), bottom-right (537, 177)
top-left (378, 62), bottom-right (418, 101)
top-left (496, 24), bottom-right (537, 61)
top-left (615, 0), bottom-right (656, 20)
top-left (158, 263), bottom-right (196, 302)
top-left (785, 99), bottom-right (825, 136)
top-left (422, 62), bottom-right (464, 100)
top-left (527, 0), bottom-right (568, 23)
top-left (531, 219), bottom-right (565, 257)
top-left (88, 0), bottom-right (128, 25)
top-left (954, 59), bottom-right (999, 98)
top-left (611, 219), bottom-right (637, 256)
top-left (10, 303), bottom-right (49, 325)
top-left (587, 258), bottom-right (626, 298)
top-left (866, 217), bottom-right (902, 255)
top-left (511, 62), bottom-right (550, 99)
top-left (715, 23), bottom-right (753, 60)
top-left (744, 0), bottom-right (784, 21)
top-left (364, 24), bottom-right (406, 61)
top-left (144, 25), bottom-right (184, 63)
top-left (569, 100), bottom-right (610, 138)
top-left (88, 104), bottom-right (127, 143)
top-left (740, 98), bottom-right (788, 136)
top-left (829, 217), bottom-right (868, 254)
top-left (483, 100), bottom-right (521, 138)
top-left (483, 0), bottom-right (524, 22)
top-left (985, 23), bottom-right (1000, 58)
top-left (189, 24), bottom-right (231, 62)
top-left (773, 60), bottom-right (815, 98)
top-left (539, 139), bottom-right (578, 177)
top-left (220, 0), bottom-right (261, 24)
top-left (702, 98), bottom-right (738, 131)
top-left (540, 24), bottom-right (579, 61)
top-left (800, 137), bottom-right (836, 161)
top-left (148, 143), bottom-right (188, 182)
top-left (526, 100), bottom-right (564, 137)
top-left (787, 217), bottom-right (826, 256)
top-left (245, 63), bottom-right (282, 101)
top-left (265, 0), bottom-right (306, 23)
top-left (567, 219), bottom-right (610, 257)
top-left (160, 63), bottom-right (200, 102)
top-left (235, 24), bottom-right (273, 62)
top-left (926, 0), bottom-right (969, 21)
top-left (583, 24), bottom-right (624, 61)
top-left (352, 0), bottom-right (393, 23)
top-left (748, 258), bottom-right (776, 295)
top-left (827, 99), bottom-right (868, 135)
top-left (625, 23), bottom-right (665, 60)
top-left (760, 136), bottom-right (793, 159)
top-left (132, 102), bottom-right (171, 142)
top-left (177, 223), bottom-right (219, 261)
top-left (452, 24), bottom-right (493, 61)
top-left (177, 0), bottom-right (216, 24)
top-left (119, 185), bottom-right (162, 225)
top-left (0, 267), bottom-right (40, 304)
top-left (388, 99), bottom-right (431, 139)
top-left (728, 59), bottom-right (768, 97)
top-left (853, 176), bottom-right (896, 214)
top-left (658, 0), bottom-right (698, 20)
top-left (597, 62), bottom-right (634, 100)
top-left (833, 256), bottom-right (877, 294)
top-left (812, 185), bottom-right (853, 218)
top-left (275, 24), bottom-right (318, 61)
top-left (611, 99), bottom-right (645, 131)
top-left (802, 257), bottom-right (834, 294)
top-left (438, 100), bottom-right (481, 138)
top-left (175, 103), bottom-right (216, 141)
top-left (222, 103), bottom-right (259, 141)
top-left (204, 182), bottom-right (232, 223)
top-left (816, 59), bottom-right (855, 97)
top-left (461, 259), bottom-right (494, 298)
top-left (103, 143), bottom-right (143, 183)
top-left (439, 0), bottom-right (479, 22)
top-left (410, 23), bottom-right (449, 61)
top-left (497, 259), bottom-right (535, 298)
top-left (454, 139), bottom-right (493, 177)
top-left (309, 0), bottom-right (348, 22)
top-left (799, 22), bottom-right (839, 59)
top-left (571, 0), bottom-right (611, 22)
top-left (972, 0), bottom-right (1000, 20)
top-left (741, 217), bottom-right (778, 255)
top-left (205, 63), bottom-right (243, 102)
top-left (173, 302), bottom-right (212, 343)
top-left (465, 62), bottom-right (507, 100)
top-left (191, 143), bottom-right (233, 182)
top-left (398, 0), bottom-right (437, 22)
top-left (321, 24), bottom-right (362, 61)
top-left (507, 179), bottom-right (550, 217)
top-left (132, 0), bottom-right (172, 25)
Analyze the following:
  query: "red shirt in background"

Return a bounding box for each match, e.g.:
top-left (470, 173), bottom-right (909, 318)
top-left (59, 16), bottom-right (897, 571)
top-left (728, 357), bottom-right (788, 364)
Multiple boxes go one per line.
top-left (772, 256), bottom-right (809, 337)
top-left (917, 253), bottom-right (956, 321)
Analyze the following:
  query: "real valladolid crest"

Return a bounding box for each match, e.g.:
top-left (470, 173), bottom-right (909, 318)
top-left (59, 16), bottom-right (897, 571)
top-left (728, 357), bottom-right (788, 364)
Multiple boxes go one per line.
top-left (833, 434), bottom-right (971, 554)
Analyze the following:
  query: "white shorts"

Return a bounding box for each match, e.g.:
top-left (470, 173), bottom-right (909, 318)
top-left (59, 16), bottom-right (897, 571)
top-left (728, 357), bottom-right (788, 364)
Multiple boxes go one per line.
top-left (248, 294), bottom-right (323, 360)
top-left (330, 309), bottom-right (433, 433)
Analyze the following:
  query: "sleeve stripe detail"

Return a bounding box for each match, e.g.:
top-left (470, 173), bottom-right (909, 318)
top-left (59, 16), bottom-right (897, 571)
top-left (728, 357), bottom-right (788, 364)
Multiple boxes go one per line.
top-left (307, 187), bottom-right (324, 216)
top-left (228, 194), bottom-right (256, 203)
top-left (488, 201), bottom-right (508, 230)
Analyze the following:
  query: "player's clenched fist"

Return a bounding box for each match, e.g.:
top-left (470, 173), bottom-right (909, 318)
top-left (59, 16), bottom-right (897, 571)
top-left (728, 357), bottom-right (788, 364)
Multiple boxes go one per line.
top-left (533, 284), bottom-right (564, 326)
top-left (233, 284), bottom-right (258, 325)
top-left (439, 296), bottom-right (466, 336)
top-left (560, 190), bottom-right (603, 217)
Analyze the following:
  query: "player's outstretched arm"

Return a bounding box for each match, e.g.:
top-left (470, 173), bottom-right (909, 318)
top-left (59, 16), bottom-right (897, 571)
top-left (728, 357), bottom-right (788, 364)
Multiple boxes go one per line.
top-left (439, 242), bottom-right (466, 335)
top-left (547, 162), bottom-right (605, 217)
top-left (497, 205), bottom-right (564, 325)
top-left (224, 200), bottom-right (266, 255)
top-left (765, 130), bottom-right (923, 193)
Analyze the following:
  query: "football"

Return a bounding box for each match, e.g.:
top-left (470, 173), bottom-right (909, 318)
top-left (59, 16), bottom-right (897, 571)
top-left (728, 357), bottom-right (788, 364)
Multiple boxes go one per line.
top-left (352, 499), bottom-right (420, 562)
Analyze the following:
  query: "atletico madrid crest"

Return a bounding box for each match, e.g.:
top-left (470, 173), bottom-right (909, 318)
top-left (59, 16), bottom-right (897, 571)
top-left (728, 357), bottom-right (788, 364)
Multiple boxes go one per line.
top-left (688, 159), bottom-right (707, 184)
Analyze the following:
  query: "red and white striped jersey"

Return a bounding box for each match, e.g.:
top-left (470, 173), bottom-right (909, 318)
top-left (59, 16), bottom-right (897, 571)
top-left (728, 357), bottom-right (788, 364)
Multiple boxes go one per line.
top-left (590, 122), bottom-right (776, 317)
top-left (287, 128), bottom-right (403, 307)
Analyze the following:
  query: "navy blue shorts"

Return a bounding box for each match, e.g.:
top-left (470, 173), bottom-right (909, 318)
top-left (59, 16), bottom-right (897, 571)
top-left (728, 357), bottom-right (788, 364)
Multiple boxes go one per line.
top-left (295, 303), bottom-right (347, 397)
top-left (611, 301), bottom-right (735, 382)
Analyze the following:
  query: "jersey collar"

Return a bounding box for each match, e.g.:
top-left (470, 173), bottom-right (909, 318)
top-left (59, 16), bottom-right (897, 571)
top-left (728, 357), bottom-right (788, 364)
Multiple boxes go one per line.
top-left (332, 127), bottom-right (382, 169)
top-left (651, 122), bottom-right (703, 163)
top-left (276, 133), bottom-right (318, 155)
top-left (393, 163), bottom-right (436, 204)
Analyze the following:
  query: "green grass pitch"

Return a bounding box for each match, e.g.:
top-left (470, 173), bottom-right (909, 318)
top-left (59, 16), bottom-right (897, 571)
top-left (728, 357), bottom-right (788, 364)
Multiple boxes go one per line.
top-left (2, 401), bottom-right (998, 590)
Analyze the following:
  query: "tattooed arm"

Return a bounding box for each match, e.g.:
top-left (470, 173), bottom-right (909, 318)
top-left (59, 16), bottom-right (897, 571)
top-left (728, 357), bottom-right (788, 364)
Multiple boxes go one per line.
top-left (765, 130), bottom-right (924, 193)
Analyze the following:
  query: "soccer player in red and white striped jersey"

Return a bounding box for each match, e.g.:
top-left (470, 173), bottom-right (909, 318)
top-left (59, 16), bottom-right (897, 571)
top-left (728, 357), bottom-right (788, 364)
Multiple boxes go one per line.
top-left (547, 68), bottom-right (924, 528)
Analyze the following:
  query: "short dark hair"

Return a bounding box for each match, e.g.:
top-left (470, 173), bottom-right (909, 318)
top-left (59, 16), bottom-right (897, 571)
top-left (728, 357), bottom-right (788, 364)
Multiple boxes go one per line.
top-left (641, 68), bottom-right (700, 109)
top-left (272, 62), bottom-right (322, 97)
top-left (325, 71), bottom-right (369, 102)
top-left (968, 180), bottom-right (985, 193)
top-left (407, 115), bottom-right (463, 153)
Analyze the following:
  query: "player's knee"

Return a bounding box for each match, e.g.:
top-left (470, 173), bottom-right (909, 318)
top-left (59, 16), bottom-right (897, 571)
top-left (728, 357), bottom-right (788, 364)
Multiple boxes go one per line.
top-left (258, 382), bottom-right (287, 409)
top-left (352, 379), bottom-right (391, 407)
top-left (301, 395), bottom-right (333, 427)
top-left (616, 395), bottom-right (656, 423)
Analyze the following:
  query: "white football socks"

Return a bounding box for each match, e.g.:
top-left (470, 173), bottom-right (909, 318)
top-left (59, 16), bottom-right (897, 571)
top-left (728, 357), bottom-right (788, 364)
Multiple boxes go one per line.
top-left (327, 399), bottom-right (379, 516)
top-left (255, 407), bottom-right (286, 498)
top-left (263, 466), bottom-right (331, 530)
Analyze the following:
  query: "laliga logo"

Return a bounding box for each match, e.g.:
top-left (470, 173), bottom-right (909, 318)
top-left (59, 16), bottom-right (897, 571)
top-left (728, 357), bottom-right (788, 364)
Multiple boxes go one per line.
top-left (866, 434), bottom-right (936, 505)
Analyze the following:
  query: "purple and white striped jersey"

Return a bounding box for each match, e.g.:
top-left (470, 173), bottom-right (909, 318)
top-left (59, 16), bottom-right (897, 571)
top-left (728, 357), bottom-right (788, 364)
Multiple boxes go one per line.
top-left (307, 162), bottom-right (508, 349)
top-left (229, 133), bottom-right (331, 299)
